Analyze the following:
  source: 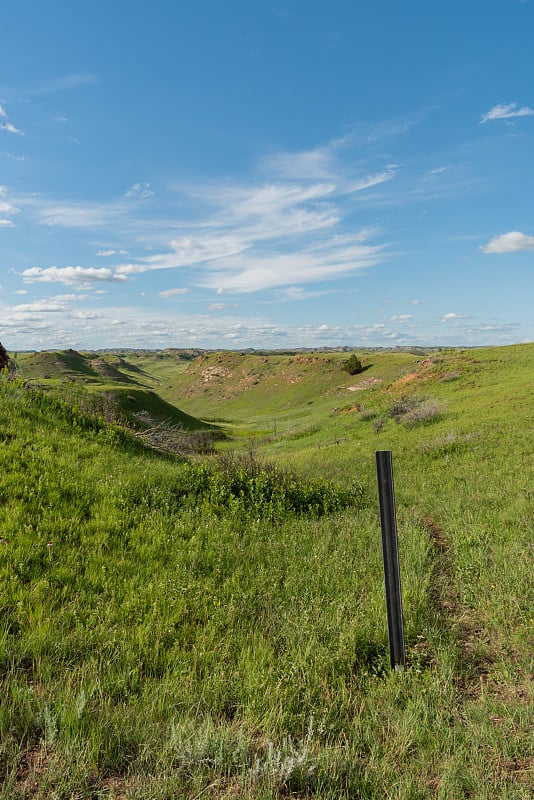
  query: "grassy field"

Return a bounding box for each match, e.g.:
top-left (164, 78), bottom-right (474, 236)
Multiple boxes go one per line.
top-left (1, 345), bottom-right (533, 798)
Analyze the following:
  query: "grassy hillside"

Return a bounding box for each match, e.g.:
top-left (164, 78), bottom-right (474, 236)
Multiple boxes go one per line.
top-left (1, 345), bottom-right (533, 798)
top-left (12, 349), bottom-right (213, 436)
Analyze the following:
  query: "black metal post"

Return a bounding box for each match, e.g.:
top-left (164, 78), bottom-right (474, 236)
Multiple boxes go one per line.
top-left (376, 450), bottom-right (406, 671)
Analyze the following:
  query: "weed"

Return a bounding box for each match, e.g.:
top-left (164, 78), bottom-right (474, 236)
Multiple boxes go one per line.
top-left (373, 418), bottom-right (385, 434)
top-left (249, 717), bottom-right (315, 786)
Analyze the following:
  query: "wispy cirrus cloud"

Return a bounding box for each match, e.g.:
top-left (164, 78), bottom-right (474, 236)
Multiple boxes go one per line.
top-left (157, 287), bottom-right (189, 297)
top-left (263, 146), bottom-right (337, 180)
top-left (12, 132), bottom-right (396, 296)
top-left (114, 156), bottom-right (392, 292)
top-left (28, 73), bottom-right (98, 96)
top-left (481, 231), bottom-right (534, 253)
top-left (125, 182), bottom-right (154, 199)
top-left (480, 102), bottom-right (534, 123)
top-left (277, 286), bottom-right (333, 301)
top-left (36, 200), bottom-right (126, 228)
top-left (21, 266), bottom-right (127, 285)
top-left (198, 235), bottom-right (385, 293)
top-left (0, 122), bottom-right (24, 135)
top-left (0, 104), bottom-right (7, 119)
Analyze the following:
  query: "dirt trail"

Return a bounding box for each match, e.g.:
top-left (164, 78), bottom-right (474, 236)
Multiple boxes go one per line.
top-left (416, 511), bottom-right (494, 697)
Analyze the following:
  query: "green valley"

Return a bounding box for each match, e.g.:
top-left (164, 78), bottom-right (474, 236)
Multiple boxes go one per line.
top-left (1, 344), bottom-right (532, 798)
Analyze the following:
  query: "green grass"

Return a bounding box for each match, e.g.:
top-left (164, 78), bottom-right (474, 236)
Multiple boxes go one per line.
top-left (1, 345), bottom-right (533, 798)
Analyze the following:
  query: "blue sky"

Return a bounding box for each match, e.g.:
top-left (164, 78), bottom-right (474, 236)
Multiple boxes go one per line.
top-left (1, 0), bottom-right (533, 351)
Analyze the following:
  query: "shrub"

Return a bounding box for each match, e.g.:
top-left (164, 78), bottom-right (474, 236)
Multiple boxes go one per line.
top-left (176, 451), bottom-right (363, 520)
top-left (343, 353), bottom-right (363, 375)
top-left (389, 396), bottom-right (442, 426)
top-left (373, 418), bottom-right (385, 434)
top-left (402, 399), bottom-right (442, 425)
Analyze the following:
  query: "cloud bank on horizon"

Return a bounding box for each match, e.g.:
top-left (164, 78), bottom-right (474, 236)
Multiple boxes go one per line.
top-left (1, 1), bottom-right (533, 351)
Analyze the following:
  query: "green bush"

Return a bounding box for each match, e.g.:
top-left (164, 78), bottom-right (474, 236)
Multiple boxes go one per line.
top-left (343, 353), bottom-right (363, 375)
top-left (176, 451), bottom-right (363, 520)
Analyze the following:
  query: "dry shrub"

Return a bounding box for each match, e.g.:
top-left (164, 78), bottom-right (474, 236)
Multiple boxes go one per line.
top-left (390, 396), bottom-right (443, 426)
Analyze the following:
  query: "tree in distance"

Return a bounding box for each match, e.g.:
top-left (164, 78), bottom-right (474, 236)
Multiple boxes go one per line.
top-left (343, 353), bottom-right (363, 375)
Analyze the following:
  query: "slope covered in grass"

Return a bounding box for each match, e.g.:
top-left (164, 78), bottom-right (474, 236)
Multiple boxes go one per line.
top-left (1, 345), bottom-right (533, 798)
top-left (13, 349), bottom-right (213, 435)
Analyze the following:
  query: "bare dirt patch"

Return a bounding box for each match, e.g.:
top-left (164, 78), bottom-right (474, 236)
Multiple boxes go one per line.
top-left (388, 358), bottom-right (438, 391)
top-left (13, 745), bottom-right (54, 798)
top-left (347, 377), bottom-right (382, 391)
top-left (101, 775), bottom-right (129, 798)
top-left (201, 366), bottom-right (231, 383)
top-left (341, 404), bottom-right (361, 414)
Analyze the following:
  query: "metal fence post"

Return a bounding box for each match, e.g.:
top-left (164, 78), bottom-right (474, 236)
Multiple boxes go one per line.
top-left (376, 450), bottom-right (406, 671)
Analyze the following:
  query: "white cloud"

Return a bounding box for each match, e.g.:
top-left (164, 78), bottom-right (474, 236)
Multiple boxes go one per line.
top-left (21, 266), bottom-right (127, 284)
top-left (12, 301), bottom-right (67, 313)
top-left (278, 286), bottom-right (332, 301)
top-left (0, 201), bottom-right (18, 214)
top-left (481, 231), bottom-right (534, 253)
top-left (480, 103), bottom-right (534, 123)
top-left (0, 152), bottom-right (24, 162)
top-left (341, 170), bottom-right (396, 195)
top-left (0, 293), bottom-right (524, 350)
top-left (208, 302), bottom-right (236, 311)
top-left (390, 314), bottom-right (413, 322)
top-left (0, 186), bottom-right (19, 217)
top-left (125, 182), bottom-right (154, 199)
top-left (0, 122), bottom-right (24, 135)
top-left (0, 104), bottom-right (6, 118)
top-left (199, 235), bottom-right (384, 293)
top-left (97, 249), bottom-right (128, 256)
top-left (0, 219), bottom-right (14, 227)
top-left (116, 233), bottom-right (250, 276)
top-left (214, 181), bottom-right (337, 218)
top-left (411, 299), bottom-right (420, 305)
top-left (441, 312), bottom-right (469, 322)
top-left (157, 287), bottom-right (189, 297)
